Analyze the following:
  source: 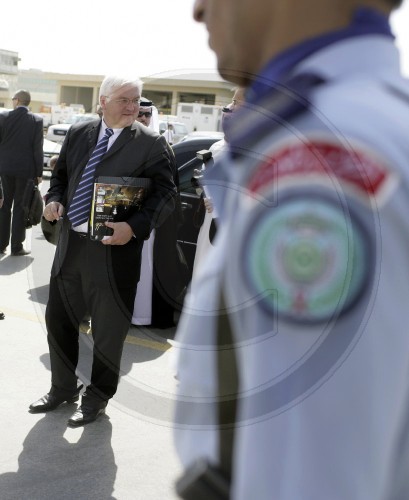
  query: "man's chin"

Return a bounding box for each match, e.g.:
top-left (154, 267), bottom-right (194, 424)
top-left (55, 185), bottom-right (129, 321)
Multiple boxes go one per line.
top-left (218, 64), bottom-right (249, 86)
top-left (120, 117), bottom-right (137, 128)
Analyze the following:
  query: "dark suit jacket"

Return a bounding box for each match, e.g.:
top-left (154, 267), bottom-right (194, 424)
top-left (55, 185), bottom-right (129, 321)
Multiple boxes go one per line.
top-left (152, 144), bottom-right (189, 310)
top-left (46, 119), bottom-right (177, 286)
top-left (0, 107), bottom-right (44, 178)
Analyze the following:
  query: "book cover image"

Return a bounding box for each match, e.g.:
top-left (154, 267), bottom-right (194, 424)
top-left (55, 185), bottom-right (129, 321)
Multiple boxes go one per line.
top-left (90, 176), bottom-right (151, 240)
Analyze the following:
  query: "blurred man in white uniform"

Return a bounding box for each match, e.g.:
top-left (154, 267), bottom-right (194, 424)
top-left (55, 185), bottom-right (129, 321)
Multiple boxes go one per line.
top-left (174, 1), bottom-right (409, 499)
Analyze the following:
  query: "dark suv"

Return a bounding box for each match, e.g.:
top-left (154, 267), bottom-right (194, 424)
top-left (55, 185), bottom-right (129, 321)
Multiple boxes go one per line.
top-left (173, 136), bottom-right (221, 279)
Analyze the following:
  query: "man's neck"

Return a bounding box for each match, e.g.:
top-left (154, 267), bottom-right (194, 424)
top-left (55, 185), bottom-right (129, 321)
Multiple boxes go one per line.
top-left (254, 1), bottom-right (391, 81)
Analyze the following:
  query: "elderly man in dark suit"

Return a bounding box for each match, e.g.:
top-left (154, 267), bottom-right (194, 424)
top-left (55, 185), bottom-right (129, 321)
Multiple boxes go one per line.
top-left (29, 75), bottom-right (177, 426)
top-left (0, 90), bottom-right (43, 256)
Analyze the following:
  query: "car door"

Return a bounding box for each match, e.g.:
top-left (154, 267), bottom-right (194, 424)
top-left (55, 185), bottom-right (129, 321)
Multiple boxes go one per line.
top-left (173, 138), bottom-right (219, 279)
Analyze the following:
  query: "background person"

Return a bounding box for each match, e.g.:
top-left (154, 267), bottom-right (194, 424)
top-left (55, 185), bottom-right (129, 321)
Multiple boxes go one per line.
top-left (132, 98), bottom-right (156, 324)
top-left (0, 90), bottom-right (43, 256)
top-left (191, 87), bottom-right (245, 280)
top-left (162, 123), bottom-right (175, 145)
top-left (134, 98), bottom-right (188, 328)
top-left (174, 1), bottom-right (409, 499)
top-left (29, 75), bottom-right (176, 427)
top-left (138, 97), bottom-right (160, 132)
top-left (136, 98), bottom-right (154, 127)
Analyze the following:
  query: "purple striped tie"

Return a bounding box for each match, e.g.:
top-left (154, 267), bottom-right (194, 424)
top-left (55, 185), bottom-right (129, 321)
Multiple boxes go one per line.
top-left (67, 127), bottom-right (114, 227)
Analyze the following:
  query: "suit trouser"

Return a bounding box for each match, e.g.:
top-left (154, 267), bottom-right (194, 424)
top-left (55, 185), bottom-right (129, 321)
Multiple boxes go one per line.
top-left (45, 231), bottom-right (138, 401)
top-left (0, 175), bottom-right (29, 252)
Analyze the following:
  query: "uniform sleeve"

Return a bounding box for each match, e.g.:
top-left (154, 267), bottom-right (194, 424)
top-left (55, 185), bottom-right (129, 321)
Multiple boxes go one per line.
top-left (223, 137), bottom-right (409, 500)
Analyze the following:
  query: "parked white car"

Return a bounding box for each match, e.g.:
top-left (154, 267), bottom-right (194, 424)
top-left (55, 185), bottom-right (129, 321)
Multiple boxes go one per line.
top-left (43, 139), bottom-right (62, 171)
top-left (46, 113), bottom-right (99, 143)
top-left (179, 130), bottom-right (224, 142)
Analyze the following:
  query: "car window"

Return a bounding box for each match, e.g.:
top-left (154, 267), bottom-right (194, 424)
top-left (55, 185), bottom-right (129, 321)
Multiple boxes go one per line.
top-left (173, 138), bottom-right (219, 195)
top-left (178, 158), bottom-right (203, 195)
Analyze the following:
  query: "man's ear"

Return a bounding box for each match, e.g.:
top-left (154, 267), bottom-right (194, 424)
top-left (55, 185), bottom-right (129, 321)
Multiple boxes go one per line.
top-left (99, 96), bottom-right (107, 110)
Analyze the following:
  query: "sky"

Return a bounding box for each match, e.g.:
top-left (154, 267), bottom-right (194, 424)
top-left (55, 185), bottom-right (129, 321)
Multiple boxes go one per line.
top-left (1, 0), bottom-right (409, 79)
top-left (0, 0), bottom-right (217, 79)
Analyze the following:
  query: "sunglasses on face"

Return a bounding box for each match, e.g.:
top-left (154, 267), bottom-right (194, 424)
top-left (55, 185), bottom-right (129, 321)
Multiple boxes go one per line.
top-left (138, 111), bottom-right (152, 118)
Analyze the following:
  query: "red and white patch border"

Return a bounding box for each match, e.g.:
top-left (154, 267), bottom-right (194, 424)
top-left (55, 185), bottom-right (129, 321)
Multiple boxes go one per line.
top-left (246, 136), bottom-right (399, 208)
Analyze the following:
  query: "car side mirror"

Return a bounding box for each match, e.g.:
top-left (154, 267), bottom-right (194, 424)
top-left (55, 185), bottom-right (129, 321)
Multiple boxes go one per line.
top-left (196, 149), bottom-right (212, 162)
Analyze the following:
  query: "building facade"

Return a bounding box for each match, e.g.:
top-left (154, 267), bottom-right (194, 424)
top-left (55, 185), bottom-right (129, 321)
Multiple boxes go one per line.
top-left (0, 48), bottom-right (234, 123)
top-left (0, 49), bottom-right (19, 109)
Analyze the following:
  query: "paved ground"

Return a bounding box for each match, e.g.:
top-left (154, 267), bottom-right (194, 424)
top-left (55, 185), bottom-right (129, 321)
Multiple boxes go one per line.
top-left (0, 184), bottom-right (184, 499)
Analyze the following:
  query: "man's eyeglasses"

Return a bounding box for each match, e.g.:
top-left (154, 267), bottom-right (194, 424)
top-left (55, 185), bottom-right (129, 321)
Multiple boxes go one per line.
top-left (138, 111), bottom-right (152, 118)
top-left (108, 97), bottom-right (141, 107)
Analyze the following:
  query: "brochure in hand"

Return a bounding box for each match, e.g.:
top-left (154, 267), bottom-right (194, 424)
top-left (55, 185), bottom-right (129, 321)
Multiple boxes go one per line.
top-left (90, 176), bottom-right (151, 240)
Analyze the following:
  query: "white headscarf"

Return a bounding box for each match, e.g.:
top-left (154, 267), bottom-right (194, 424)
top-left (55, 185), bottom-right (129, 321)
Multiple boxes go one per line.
top-left (139, 97), bottom-right (159, 133)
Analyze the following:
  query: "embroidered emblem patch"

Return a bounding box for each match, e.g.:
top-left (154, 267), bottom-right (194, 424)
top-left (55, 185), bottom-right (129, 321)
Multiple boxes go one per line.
top-left (242, 194), bottom-right (371, 323)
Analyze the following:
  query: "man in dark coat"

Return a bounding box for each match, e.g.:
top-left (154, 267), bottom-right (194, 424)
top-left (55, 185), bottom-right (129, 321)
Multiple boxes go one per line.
top-left (29, 75), bottom-right (176, 427)
top-left (0, 90), bottom-right (43, 255)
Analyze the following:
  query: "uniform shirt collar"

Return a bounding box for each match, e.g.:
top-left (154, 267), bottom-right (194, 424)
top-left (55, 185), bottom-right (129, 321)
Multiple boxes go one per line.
top-left (247, 7), bottom-right (394, 103)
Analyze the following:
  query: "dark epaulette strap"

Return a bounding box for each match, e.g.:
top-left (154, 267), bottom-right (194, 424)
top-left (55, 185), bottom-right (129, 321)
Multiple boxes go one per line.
top-left (217, 293), bottom-right (239, 490)
top-left (227, 73), bottom-right (327, 158)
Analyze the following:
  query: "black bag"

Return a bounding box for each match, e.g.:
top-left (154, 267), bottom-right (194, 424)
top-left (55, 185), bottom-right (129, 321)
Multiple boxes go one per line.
top-left (41, 217), bottom-right (62, 245)
top-left (23, 179), bottom-right (43, 228)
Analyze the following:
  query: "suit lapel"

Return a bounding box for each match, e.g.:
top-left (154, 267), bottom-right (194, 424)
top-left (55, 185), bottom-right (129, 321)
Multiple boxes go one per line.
top-left (71, 122), bottom-right (99, 181)
top-left (87, 122), bottom-right (100, 153)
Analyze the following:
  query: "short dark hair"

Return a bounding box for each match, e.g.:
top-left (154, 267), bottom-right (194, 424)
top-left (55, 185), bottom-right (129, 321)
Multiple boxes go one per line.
top-left (13, 89), bottom-right (31, 106)
top-left (387, 0), bottom-right (404, 8)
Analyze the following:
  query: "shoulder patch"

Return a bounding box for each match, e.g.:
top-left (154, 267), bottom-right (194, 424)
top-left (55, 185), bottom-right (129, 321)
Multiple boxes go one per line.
top-left (241, 191), bottom-right (373, 324)
top-left (247, 140), bottom-right (398, 208)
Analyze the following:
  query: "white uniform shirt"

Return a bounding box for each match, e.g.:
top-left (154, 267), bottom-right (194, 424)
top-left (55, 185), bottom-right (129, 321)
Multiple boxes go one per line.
top-left (174, 35), bottom-right (409, 500)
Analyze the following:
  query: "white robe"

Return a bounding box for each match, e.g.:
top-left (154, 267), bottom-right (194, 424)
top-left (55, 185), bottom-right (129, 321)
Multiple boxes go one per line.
top-left (131, 230), bottom-right (155, 325)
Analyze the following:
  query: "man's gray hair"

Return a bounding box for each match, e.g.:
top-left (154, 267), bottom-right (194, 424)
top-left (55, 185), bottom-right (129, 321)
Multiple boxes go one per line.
top-left (99, 76), bottom-right (143, 99)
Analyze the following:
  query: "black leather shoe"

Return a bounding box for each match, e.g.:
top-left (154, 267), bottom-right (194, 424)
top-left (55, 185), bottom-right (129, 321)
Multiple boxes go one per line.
top-left (67, 400), bottom-right (107, 427)
top-left (11, 249), bottom-right (31, 256)
top-left (29, 385), bottom-right (83, 413)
